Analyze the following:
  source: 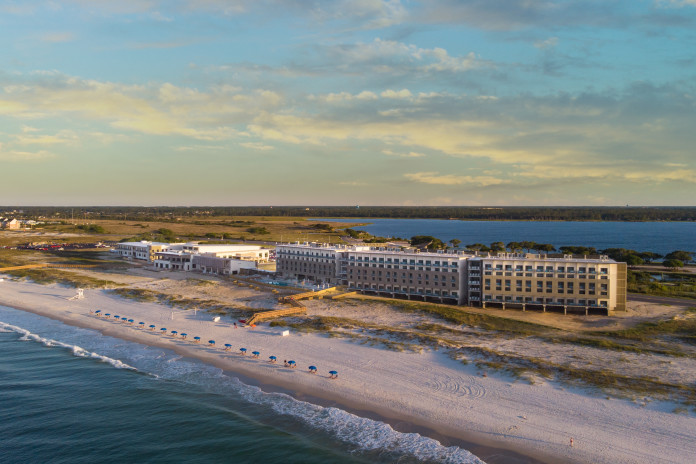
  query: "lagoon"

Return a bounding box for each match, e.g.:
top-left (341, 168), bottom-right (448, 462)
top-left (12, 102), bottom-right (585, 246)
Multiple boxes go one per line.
top-left (319, 219), bottom-right (696, 256)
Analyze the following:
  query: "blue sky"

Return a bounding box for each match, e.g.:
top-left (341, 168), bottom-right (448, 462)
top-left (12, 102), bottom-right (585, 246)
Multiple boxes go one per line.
top-left (1, 0), bottom-right (695, 206)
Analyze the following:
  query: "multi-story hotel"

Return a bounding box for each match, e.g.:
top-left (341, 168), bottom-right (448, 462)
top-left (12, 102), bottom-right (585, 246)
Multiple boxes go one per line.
top-left (276, 242), bottom-right (627, 314)
top-left (470, 254), bottom-right (626, 313)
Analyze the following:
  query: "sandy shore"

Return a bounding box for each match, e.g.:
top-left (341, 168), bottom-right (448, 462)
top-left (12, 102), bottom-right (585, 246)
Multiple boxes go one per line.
top-left (1, 277), bottom-right (694, 464)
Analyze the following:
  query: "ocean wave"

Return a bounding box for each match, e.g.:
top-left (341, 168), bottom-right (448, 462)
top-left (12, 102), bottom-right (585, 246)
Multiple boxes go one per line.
top-left (230, 378), bottom-right (484, 464)
top-left (0, 321), bottom-right (136, 371)
top-left (0, 308), bottom-right (483, 464)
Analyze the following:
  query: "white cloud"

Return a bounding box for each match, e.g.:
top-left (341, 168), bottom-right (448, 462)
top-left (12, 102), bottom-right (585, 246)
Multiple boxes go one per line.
top-left (240, 141), bottom-right (274, 150)
top-left (380, 89), bottom-right (412, 99)
top-left (534, 37), bottom-right (558, 49)
top-left (405, 172), bottom-right (509, 186)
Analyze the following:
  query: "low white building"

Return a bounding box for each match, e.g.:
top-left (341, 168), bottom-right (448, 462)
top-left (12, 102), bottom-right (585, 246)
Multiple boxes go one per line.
top-left (115, 241), bottom-right (170, 262)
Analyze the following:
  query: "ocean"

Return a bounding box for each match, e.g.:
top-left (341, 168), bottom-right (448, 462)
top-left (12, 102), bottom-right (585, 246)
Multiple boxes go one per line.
top-left (0, 305), bottom-right (496, 464)
top-left (317, 219), bottom-right (696, 256)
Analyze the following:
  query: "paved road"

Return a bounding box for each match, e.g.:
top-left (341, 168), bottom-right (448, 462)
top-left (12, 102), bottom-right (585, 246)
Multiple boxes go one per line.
top-left (628, 293), bottom-right (696, 306)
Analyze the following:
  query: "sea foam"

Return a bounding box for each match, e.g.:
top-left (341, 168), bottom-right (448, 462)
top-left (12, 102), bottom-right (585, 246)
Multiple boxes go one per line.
top-left (0, 306), bottom-right (484, 464)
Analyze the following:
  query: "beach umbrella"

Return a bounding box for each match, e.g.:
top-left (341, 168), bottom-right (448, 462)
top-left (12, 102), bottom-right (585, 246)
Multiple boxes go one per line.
top-left (160, 328), bottom-right (167, 333)
top-left (171, 330), bottom-right (178, 336)
top-left (224, 343), bottom-right (232, 351)
top-left (208, 340), bottom-right (215, 346)
top-left (308, 365), bottom-right (317, 373)
top-left (194, 336), bottom-right (201, 343)
top-left (104, 313), bottom-right (111, 317)
top-left (240, 348), bottom-right (247, 354)
top-left (269, 356), bottom-right (277, 362)
top-left (128, 319), bottom-right (134, 324)
top-left (95, 310), bottom-right (101, 315)
top-left (252, 351), bottom-right (260, 358)
top-left (288, 360), bottom-right (296, 368)
top-left (139, 322), bottom-right (145, 327)
top-left (329, 370), bottom-right (338, 379)
top-left (121, 317), bottom-right (128, 321)
top-left (149, 324), bottom-right (156, 330)
top-left (113, 314), bottom-right (119, 319)
top-left (181, 333), bottom-right (187, 339)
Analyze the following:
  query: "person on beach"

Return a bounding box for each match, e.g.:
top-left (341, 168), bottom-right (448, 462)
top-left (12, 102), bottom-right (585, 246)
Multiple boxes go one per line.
top-left (234, 323), bottom-right (237, 328)
top-left (570, 438), bottom-right (574, 447)
top-left (284, 360), bottom-right (288, 367)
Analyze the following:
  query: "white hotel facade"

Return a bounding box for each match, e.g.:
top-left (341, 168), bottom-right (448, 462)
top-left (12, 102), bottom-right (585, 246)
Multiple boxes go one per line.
top-left (276, 242), bottom-right (627, 314)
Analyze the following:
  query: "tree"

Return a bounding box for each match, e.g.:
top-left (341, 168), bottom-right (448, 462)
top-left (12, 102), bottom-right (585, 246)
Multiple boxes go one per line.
top-left (535, 243), bottom-right (556, 253)
top-left (449, 239), bottom-right (462, 249)
top-left (466, 243), bottom-right (490, 252)
top-left (663, 259), bottom-right (684, 270)
top-left (638, 252), bottom-right (662, 263)
top-left (665, 251), bottom-right (693, 264)
top-left (489, 241), bottom-right (506, 252)
top-left (520, 241), bottom-right (537, 252)
top-left (506, 241), bottom-right (522, 252)
top-left (625, 254), bottom-right (644, 267)
top-left (410, 235), bottom-right (445, 250)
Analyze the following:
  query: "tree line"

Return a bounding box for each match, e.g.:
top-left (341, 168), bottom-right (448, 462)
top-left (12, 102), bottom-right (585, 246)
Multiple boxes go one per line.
top-left (5, 206), bottom-right (696, 222)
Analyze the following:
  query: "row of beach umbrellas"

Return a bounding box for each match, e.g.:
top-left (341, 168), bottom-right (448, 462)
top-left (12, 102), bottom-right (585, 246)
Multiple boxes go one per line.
top-left (92, 309), bottom-right (338, 378)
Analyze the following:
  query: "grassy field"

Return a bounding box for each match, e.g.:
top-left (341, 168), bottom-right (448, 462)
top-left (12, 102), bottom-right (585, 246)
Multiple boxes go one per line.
top-left (1, 216), bottom-right (361, 246)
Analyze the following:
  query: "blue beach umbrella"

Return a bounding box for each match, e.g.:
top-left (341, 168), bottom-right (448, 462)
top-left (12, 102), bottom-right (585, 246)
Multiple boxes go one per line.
top-left (171, 330), bottom-right (178, 336)
top-left (308, 365), bottom-right (317, 373)
top-left (194, 336), bottom-right (201, 343)
top-left (224, 343), bottom-right (232, 351)
top-left (240, 348), bottom-right (247, 354)
top-left (160, 328), bottom-right (167, 333)
top-left (329, 370), bottom-right (338, 379)
top-left (105, 313), bottom-right (111, 317)
top-left (252, 351), bottom-right (260, 357)
top-left (113, 314), bottom-right (119, 319)
top-left (139, 322), bottom-right (145, 327)
top-left (95, 310), bottom-right (101, 315)
top-left (128, 319), bottom-right (134, 324)
top-left (121, 317), bottom-right (128, 321)
top-left (269, 356), bottom-right (277, 361)
top-left (288, 360), bottom-right (296, 368)
top-left (208, 340), bottom-right (215, 346)
top-left (149, 324), bottom-right (156, 330)
top-left (181, 333), bottom-right (188, 339)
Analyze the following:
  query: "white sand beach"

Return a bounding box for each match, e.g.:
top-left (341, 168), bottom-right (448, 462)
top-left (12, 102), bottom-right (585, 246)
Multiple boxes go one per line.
top-left (1, 277), bottom-right (694, 464)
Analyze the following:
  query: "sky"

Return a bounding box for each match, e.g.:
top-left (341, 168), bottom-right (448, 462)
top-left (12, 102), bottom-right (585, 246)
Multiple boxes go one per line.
top-left (0, 0), bottom-right (695, 206)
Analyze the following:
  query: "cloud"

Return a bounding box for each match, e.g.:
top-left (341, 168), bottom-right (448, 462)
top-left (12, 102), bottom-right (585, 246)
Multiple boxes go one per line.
top-left (14, 131), bottom-right (78, 146)
top-left (41, 32), bottom-right (76, 43)
top-left (380, 88), bottom-right (412, 99)
top-left (0, 73), bottom-right (283, 141)
top-left (0, 148), bottom-right (56, 161)
top-left (405, 172), bottom-right (509, 186)
top-left (382, 149), bottom-right (424, 157)
top-left (534, 37), bottom-right (558, 49)
top-left (240, 141), bottom-right (274, 150)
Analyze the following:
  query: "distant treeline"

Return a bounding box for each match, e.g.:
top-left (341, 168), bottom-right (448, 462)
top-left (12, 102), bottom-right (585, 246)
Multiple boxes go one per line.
top-left (3, 206), bottom-right (696, 222)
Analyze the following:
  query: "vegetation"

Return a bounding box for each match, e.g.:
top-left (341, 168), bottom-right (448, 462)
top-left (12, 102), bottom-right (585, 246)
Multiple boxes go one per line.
top-left (410, 235), bottom-right (445, 250)
top-left (7, 206), bottom-right (696, 221)
top-left (628, 270), bottom-right (696, 299)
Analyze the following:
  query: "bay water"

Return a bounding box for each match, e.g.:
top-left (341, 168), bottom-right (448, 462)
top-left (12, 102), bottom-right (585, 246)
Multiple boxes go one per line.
top-left (319, 219), bottom-right (696, 256)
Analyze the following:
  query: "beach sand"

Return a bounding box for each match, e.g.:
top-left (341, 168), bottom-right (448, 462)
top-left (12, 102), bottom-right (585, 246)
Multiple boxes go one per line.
top-left (1, 276), bottom-right (694, 464)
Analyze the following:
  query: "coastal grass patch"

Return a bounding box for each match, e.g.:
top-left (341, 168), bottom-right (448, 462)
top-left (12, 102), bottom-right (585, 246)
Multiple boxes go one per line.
top-left (109, 287), bottom-right (256, 317)
top-left (375, 298), bottom-right (555, 335)
top-left (4, 268), bottom-right (125, 288)
top-left (457, 345), bottom-right (696, 405)
top-left (593, 309), bottom-right (696, 345)
top-left (547, 336), bottom-right (688, 358)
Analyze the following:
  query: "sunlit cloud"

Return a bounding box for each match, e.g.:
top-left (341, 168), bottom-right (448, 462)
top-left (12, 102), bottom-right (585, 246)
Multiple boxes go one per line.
top-left (405, 172), bottom-right (510, 186)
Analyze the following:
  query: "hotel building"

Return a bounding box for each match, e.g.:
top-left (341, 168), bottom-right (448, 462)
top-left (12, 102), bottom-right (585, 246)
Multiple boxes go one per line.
top-left (275, 243), bottom-right (627, 314)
